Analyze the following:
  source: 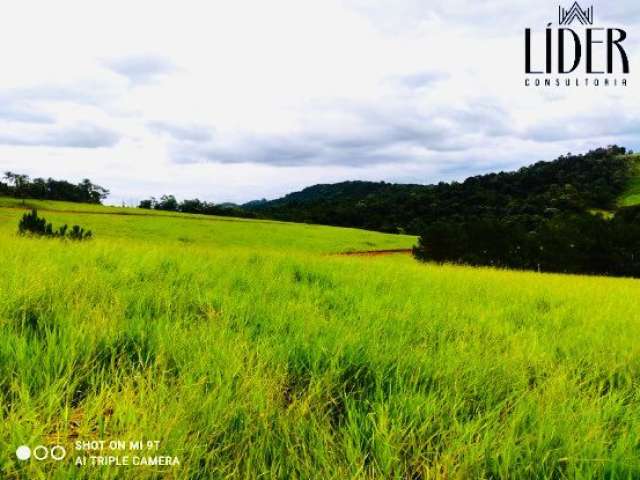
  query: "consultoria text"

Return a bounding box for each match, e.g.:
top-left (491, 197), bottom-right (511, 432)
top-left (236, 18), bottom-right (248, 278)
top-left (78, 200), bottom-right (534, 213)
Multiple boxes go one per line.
top-left (525, 77), bottom-right (627, 87)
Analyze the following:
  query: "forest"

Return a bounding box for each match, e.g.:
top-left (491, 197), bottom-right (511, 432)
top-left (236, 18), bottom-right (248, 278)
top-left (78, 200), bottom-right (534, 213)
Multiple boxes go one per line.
top-left (413, 206), bottom-right (640, 277)
top-left (245, 146), bottom-right (632, 234)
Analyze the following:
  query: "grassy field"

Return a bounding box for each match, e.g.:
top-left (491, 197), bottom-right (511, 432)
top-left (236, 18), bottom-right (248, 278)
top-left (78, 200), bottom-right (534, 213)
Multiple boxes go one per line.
top-left (0, 198), bottom-right (414, 254)
top-left (1, 200), bottom-right (640, 479)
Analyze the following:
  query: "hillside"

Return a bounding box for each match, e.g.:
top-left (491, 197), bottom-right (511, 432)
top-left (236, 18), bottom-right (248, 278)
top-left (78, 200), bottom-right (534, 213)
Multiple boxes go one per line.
top-left (245, 146), bottom-right (635, 233)
top-left (1, 201), bottom-right (640, 478)
top-left (618, 154), bottom-right (640, 207)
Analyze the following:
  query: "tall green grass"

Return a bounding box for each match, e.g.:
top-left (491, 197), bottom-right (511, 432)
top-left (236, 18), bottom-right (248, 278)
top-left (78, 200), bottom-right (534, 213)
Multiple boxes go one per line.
top-left (1, 204), bottom-right (639, 479)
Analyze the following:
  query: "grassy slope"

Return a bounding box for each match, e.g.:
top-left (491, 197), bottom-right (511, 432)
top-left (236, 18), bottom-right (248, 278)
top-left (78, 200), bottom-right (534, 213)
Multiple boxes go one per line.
top-left (1, 201), bottom-right (640, 479)
top-left (618, 154), bottom-right (640, 207)
top-left (0, 198), bottom-right (416, 254)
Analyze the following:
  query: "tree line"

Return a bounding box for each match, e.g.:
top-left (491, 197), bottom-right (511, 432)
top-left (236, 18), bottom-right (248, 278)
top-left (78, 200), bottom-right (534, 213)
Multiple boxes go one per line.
top-left (0, 172), bottom-right (109, 204)
top-left (138, 194), bottom-right (256, 218)
top-left (413, 207), bottom-right (640, 277)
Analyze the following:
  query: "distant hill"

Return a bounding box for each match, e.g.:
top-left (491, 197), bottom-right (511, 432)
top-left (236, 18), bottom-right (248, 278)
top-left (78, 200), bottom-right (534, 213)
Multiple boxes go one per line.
top-left (244, 146), bottom-right (636, 234)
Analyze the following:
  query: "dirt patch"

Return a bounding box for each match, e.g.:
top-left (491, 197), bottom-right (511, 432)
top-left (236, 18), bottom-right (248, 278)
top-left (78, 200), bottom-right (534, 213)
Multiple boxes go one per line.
top-left (340, 248), bottom-right (413, 257)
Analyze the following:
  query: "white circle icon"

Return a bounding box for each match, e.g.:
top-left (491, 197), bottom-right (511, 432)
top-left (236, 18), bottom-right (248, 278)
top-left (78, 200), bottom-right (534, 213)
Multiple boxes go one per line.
top-left (50, 445), bottom-right (66, 461)
top-left (16, 446), bottom-right (31, 461)
top-left (33, 446), bottom-right (49, 461)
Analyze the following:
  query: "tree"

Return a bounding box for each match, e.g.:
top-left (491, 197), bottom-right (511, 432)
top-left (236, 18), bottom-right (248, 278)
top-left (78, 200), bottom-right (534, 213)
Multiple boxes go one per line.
top-left (155, 195), bottom-right (178, 211)
top-left (4, 171), bottom-right (30, 205)
top-left (78, 179), bottom-right (110, 203)
top-left (138, 198), bottom-right (155, 209)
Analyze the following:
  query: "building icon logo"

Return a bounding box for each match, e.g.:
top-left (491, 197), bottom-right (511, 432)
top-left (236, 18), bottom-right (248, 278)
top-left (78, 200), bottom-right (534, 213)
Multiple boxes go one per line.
top-left (559, 2), bottom-right (594, 25)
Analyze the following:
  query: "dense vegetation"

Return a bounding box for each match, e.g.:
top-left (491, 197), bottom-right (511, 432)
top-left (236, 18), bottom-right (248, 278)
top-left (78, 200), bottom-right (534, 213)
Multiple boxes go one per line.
top-left (1, 201), bottom-right (640, 479)
top-left (0, 172), bottom-right (109, 204)
top-left (245, 146), bottom-right (634, 233)
top-left (414, 207), bottom-right (640, 277)
top-left (402, 147), bottom-right (640, 277)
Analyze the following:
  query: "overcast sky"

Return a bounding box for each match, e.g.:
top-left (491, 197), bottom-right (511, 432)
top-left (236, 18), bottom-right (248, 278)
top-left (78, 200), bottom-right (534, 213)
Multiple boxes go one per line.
top-left (0, 0), bottom-right (638, 205)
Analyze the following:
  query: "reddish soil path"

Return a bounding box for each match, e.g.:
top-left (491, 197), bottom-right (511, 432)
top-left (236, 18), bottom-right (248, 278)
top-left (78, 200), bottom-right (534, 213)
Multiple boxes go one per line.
top-left (339, 248), bottom-right (413, 257)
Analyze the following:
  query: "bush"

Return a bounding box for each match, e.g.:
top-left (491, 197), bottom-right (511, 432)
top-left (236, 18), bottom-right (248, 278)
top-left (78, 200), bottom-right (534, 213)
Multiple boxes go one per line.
top-left (18, 209), bottom-right (92, 241)
top-left (67, 225), bottom-right (92, 241)
top-left (18, 209), bottom-right (52, 236)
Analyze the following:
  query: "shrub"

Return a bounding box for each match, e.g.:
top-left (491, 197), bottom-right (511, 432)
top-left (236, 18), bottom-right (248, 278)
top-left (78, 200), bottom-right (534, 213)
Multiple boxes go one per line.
top-left (18, 209), bottom-right (92, 241)
top-left (67, 225), bottom-right (92, 241)
top-left (18, 209), bottom-right (52, 236)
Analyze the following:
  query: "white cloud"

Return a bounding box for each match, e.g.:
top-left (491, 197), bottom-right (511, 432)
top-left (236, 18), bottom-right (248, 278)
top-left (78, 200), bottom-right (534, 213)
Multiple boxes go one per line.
top-left (0, 0), bottom-right (637, 204)
top-left (105, 54), bottom-right (176, 85)
top-left (0, 124), bottom-right (120, 148)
